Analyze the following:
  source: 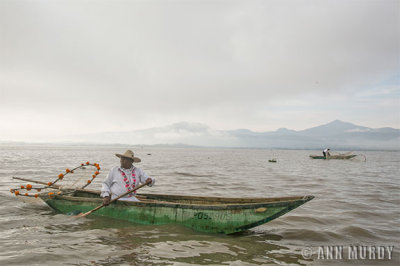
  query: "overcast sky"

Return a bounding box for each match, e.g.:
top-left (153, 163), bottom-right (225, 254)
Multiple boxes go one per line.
top-left (1, 0), bottom-right (399, 141)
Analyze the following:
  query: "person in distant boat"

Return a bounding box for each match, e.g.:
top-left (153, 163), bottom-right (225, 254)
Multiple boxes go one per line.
top-left (101, 150), bottom-right (155, 205)
top-left (323, 148), bottom-right (330, 158)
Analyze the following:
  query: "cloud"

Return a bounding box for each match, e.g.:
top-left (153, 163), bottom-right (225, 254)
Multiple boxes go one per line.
top-left (0, 0), bottom-right (399, 141)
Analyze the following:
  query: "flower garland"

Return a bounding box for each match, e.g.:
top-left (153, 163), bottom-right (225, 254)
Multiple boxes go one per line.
top-left (119, 168), bottom-right (136, 197)
top-left (10, 161), bottom-right (101, 199)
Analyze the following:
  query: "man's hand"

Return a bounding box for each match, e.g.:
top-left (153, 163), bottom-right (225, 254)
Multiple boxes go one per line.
top-left (103, 196), bottom-right (111, 206)
top-left (146, 178), bottom-right (152, 185)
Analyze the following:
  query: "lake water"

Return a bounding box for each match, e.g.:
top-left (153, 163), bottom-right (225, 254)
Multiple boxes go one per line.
top-left (0, 145), bottom-right (398, 265)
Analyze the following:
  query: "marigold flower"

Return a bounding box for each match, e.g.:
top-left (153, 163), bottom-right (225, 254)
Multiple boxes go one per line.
top-left (48, 192), bottom-right (54, 196)
top-left (24, 193), bottom-right (28, 196)
top-left (26, 184), bottom-right (32, 190)
top-left (34, 194), bottom-right (38, 198)
top-left (92, 175), bottom-right (96, 178)
top-left (81, 163), bottom-right (84, 166)
top-left (66, 168), bottom-right (71, 173)
top-left (86, 161), bottom-right (90, 165)
top-left (58, 173), bottom-right (64, 179)
top-left (21, 185), bottom-right (25, 189)
top-left (15, 191), bottom-right (20, 196)
top-left (87, 180), bottom-right (91, 184)
top-left (37, 188), bottom-right (41, 192)
top-left (97, 167), bottom-right (101, 170)
top-left (95, 171), bottom-right (100, 175)
top-left (47, 182), bottom-right (52, 186)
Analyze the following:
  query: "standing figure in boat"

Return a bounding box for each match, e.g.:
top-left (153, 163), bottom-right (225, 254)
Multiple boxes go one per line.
top-left (101, 150), bottom-right (155, 205)
top-left (323, 148), bottom-right (330, 158)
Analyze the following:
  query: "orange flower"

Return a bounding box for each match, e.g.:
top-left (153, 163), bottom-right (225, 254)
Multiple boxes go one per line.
top-left (20, 185), bottom-right (25, 189)
top-left (95, 171), bottom-right (100, 175)
top-left (24, 193), bottom-right (28, 196)
top-left (37, 188), bottom-right (41, 192)
top-left (86, 161), bottom-right (90, 165)
top-left (66, 168), bottom-right (71, 173)
top-left (48, 192), bottom-right (54, 196)
top-left (47, 182), bottom-right (52, 186)
top-left (58, 173), bottom-right (64, 179)
top-left (93, 163), bottom-right (97, 167)
top-left (87, 180), bottom-right (91, 184)
top-left (26, 184), bottom-right (32, 190)
top-left (81, 163), bottom-right (84, 166)
top-left (92, 175), bottom-right (96, 178)
top-left (15, 191), bottom-right (20, 196)
top-left (57, 191), bottom-right (62, 195)
top-left (34, 194), bottom-right (38, 198)
top-left (97, 167), bottom-right (101, 170)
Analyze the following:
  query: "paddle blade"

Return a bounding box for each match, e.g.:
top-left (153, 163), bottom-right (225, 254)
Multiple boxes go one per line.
top-left (73, 211), bottom-right (90, 218)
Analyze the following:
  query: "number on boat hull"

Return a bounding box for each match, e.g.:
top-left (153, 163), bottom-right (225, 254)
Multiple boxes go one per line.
top-left (194, 212), bottom-right (211, 220)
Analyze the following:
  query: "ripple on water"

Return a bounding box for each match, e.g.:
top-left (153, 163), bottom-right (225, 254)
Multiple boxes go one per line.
top-left (138, 240), bottom-right (237, 259)
top-left (278, 228), bottom-right (346, 243)
top-left (339, 225), bottom-right (384, 241)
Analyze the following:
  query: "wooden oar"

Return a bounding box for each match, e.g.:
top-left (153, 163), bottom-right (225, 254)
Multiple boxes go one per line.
top-left (77, 180), bottom-right (151, 218)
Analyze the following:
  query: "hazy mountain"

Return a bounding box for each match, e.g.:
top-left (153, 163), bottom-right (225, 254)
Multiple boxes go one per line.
top-left (299, 120), bottom-right (370, 135)
top-left (61, 120), bottom-right (400, 150)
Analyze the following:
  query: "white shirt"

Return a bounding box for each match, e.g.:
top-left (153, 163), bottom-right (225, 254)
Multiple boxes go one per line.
top-left (101, 166), bottom-right (155, 202)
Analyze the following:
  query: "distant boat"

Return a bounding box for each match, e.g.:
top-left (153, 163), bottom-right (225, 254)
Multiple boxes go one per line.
top-left (41, 190), bottom-right (314, 234)
top-left (309, 154), bottom-right (357, 160)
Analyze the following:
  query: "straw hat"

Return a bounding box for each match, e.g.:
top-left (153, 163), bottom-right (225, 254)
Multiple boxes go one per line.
top-left (115, 150), bottom-right (141, 162)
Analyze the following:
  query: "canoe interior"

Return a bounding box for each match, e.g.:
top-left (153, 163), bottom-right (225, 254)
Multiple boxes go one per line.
top-left (71, 189), bottom-right (311, 205)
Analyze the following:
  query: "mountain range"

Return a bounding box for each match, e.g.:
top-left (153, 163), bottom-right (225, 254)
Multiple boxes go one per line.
top-left (62, 120), bottom-right (399, 150)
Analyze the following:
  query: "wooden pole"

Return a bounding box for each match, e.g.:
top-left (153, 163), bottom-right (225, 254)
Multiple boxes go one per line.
top-left (13, 176), bottom-right (61, 189)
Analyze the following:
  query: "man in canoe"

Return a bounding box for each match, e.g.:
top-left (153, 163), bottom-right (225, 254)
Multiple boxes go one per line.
top-left (101, 150), bottom-right (155, 205)
top-left (323, 148), bottom-right (331, 158)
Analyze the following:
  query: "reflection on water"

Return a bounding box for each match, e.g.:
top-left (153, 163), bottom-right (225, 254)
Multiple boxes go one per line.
top-left (0, 145), bottom-right (399, 265)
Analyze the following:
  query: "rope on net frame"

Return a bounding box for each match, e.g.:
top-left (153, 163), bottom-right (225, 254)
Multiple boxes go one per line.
top-left (9, 161), bottom-right (101, 199)
top-left (330, 151), bottom-right (367, 162)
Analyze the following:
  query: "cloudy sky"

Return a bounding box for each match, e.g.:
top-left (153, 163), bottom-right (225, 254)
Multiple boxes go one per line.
top-left (1, 0), bottom-right (399, 141)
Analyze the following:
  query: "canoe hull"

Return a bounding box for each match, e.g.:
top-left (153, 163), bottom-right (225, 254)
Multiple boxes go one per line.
top-left (309, 154), bottom-right (357, 160)
top-left (43, 193), bottom-right (314, 234)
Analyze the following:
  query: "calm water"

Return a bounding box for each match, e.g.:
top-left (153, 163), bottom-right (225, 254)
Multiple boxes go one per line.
top-left (0, 145), bottom-right (398, 265)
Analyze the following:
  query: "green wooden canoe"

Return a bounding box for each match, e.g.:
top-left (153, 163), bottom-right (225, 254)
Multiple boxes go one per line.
top-left (309, 154), bottom-right (357, 160)
top-left (42, 189), bottom-right (314, 234)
